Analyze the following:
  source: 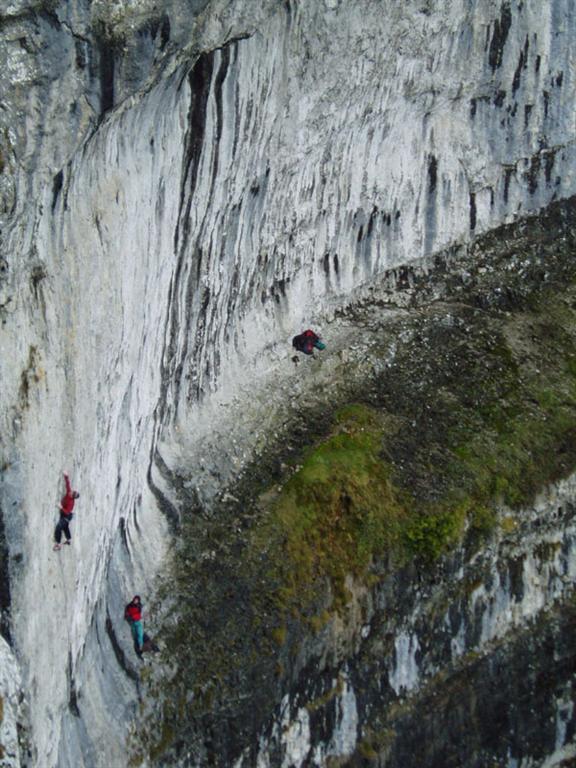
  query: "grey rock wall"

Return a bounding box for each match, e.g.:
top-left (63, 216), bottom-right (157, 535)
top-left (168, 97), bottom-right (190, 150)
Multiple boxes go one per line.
top-left (0, 0), bottom-right (575, 765)
top-left (0, 636), bottom-right (26, 767)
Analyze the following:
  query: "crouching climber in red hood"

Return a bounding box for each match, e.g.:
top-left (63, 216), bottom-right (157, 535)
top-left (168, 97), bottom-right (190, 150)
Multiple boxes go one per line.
top-left (53, 473), bottom-right (80, 551)
top-left (292, 329), bottom-right (327, 357)
top-left (124, 596), bottom-right (145, 658)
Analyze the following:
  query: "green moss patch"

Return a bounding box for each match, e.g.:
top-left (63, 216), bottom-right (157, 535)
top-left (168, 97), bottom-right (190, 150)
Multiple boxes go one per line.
top-left (442, 318), bottom-right (576, 510)
top-left (391, 310), bottom-right (576, 558)
top-left (253, 405), bottom-right (406, 612)
top-left (255, 280), bottom-right (576, 603)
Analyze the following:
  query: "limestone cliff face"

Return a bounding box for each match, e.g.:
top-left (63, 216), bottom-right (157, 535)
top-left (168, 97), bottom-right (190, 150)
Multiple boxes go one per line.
top-left (0, 1), bottom-right (575, 766)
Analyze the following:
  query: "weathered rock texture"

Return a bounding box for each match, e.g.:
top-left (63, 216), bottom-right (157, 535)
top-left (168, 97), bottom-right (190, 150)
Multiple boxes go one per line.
top-left (0, 0), bottom-right (575, 766)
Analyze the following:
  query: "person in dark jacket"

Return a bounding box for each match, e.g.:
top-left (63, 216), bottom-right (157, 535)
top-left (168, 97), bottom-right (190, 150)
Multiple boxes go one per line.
top-left (53, 473), bottom-right (80, 551)
top-left (292, 329), bottom-right (326, 356)
top-left (124, 595), bottom-right (144, 657)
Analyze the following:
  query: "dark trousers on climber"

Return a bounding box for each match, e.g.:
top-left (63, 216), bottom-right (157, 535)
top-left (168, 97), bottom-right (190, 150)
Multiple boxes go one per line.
top-left (55, 513), bottom-right (72, 544)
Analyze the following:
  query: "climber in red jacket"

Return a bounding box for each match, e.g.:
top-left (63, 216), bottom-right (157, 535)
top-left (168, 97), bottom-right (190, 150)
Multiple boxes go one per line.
top-left (124, 596), bottom-right (144, 657)
top-left (53, 473), bottom-right (80, 551)
top-left (292, 328), bottom-right (327, 356)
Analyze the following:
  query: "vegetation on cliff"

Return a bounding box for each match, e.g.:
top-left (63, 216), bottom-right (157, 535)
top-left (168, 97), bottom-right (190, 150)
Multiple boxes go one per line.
top-left (139, 198), bottom-right (576, 765)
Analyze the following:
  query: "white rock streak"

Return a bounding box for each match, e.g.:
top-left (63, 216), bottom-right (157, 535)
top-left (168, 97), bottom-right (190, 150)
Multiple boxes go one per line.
top-left (281, 702), bottom-right (311, 768)
top-left (327, 675), bottom-right (359, 758)
top-left (389, 631), bottom-right (421, 695)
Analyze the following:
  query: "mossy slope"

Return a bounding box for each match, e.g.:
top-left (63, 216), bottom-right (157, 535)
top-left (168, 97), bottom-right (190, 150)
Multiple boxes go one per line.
top-left (256, 276), bottom-right (576, 616)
